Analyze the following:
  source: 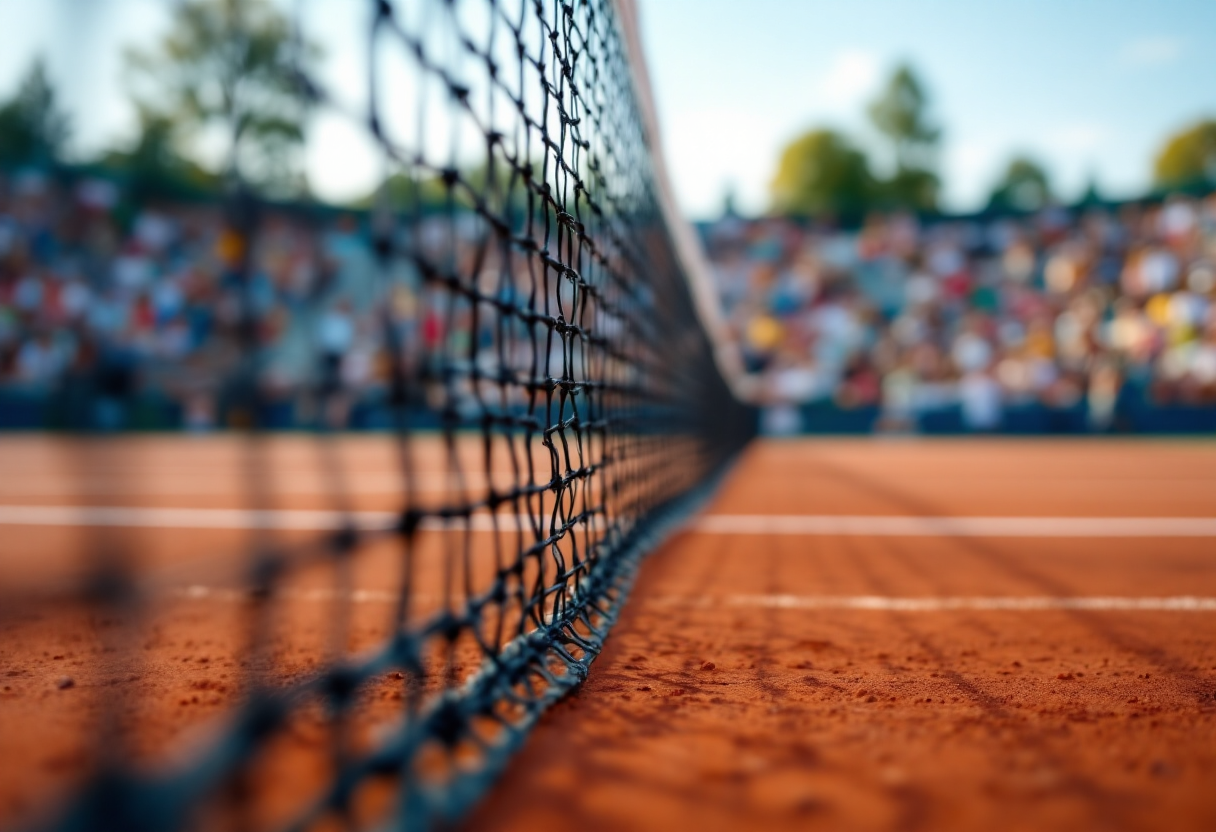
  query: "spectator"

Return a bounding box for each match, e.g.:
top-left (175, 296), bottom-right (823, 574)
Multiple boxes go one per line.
top-left (700, 189), bottom-right (1216, 432)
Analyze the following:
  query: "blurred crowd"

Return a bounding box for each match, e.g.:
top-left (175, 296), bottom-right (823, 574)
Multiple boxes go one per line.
top-left (0, 169), bottom-right (410, 429)
top-left (703, 193), bottom-right (1216, 433)
top-left (0, 168), bottom-right (594, 431)
top-left (5, 165), bottom-right (1216, 435)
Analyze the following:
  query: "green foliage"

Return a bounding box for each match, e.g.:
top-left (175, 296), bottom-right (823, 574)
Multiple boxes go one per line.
top-left (0, 59), bottom-right (70, 167)
top-left (721, 186), bottom-right (739, 218)
top-left (1078, 176), bottom-right (1104, 207)
top-left (1153, 119), bottom-right (1216, 189)
top-left (769, 129), bottom-right (875, 220)
top-left (357, 158), bottom-right (541, 218)
top-left (867, 64), bottom-right (939, 171)
top-left (124, 0), bottom-right (320, 194)
top-left (359, 171), bottom-right (451, 211)
top-left (986, 156), bottom-right (1052, 212)
top-left (867, 64), bottom-right (940, 211)
top-left (103, 110), bottom-right (220, 200)
top-left (876, 166), bottom-right (940, 214)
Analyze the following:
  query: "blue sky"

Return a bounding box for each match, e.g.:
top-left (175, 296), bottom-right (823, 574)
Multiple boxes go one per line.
top-left (2, 0), bottom-right (1213, 219)
top-left (637, 0), bottom-right (1216, 217)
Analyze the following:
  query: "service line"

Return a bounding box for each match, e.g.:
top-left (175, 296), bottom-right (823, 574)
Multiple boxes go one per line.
top-left (2, 505), bottom-right (1216, 537)
top-left (663, 594), bottom-right (1216, 612)
top-left (2, 503), bottom-right (1216, 535)
top-left (167, 586), bottom-right (1216, 612)
top-left (691, 515), bottom-right (1216, 537)
top-left (0, 504), bottom-right (521, 532)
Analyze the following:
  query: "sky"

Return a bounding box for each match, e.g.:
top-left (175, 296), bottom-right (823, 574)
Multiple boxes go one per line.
top-left (1, 0), bottom-right (1213, 219)
top-left (637, 0), bottom-right (1216, 217)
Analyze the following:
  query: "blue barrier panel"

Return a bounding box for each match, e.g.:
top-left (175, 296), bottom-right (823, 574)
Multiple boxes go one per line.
top-left (801, 404), bottom-right (880, 434)
top-left (1130, 406), bottom-right (1216, 433)
top-left (0, 390), bottom-right (49, 429)
top-left (918, 406), bottom-right (964, 434)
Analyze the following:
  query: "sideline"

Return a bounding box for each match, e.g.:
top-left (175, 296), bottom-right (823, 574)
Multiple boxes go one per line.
top-left (168, 586), bottom-right (1216, 612)
top-left (692, 514), bottom-right (1216, 537)
top-left (3, 505), bottom-right (1215, 537)
top-left (657, 594), bottom-right (1216, 612)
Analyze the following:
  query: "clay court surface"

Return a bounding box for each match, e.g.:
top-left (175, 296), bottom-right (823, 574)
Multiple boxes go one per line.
top-left (2, 436), bottom-right (1216, 830)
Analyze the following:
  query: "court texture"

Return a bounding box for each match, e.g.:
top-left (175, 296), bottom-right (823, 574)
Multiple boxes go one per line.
top-left (1, 435), bottom-right (1213, 831)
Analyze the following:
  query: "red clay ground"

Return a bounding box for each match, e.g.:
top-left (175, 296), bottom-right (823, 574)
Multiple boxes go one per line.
top-left (0, 436), bottom-right (526, 830)
top-left (0, 434), bottom-right (687, 829)
top-left (470, 439), bottom-right (1216, 832)
top-left (1, 438), bottom-right (1215, 831)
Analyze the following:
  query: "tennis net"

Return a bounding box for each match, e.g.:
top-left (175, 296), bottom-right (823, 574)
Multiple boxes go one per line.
top-left (0, 0), bottom-right (753, 828)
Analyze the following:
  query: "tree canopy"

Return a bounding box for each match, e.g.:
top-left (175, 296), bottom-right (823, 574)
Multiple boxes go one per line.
top-left (769, 64), bottom-right (943, 220)
top-left (866, 64), bottom-right (941, 212)
top-left (124, 0), bottom-right (319, 194)
top-left (0, 59), bottom-right (71, 167)
top-left (1153, 119), bottom-right (1216, 190)
top-left (769, 129), bottom-right (874, 220)
top-left (867, 64), bottom-right (940, 174)
top-left (879, 167), bottom-right (940, 214)
top-left (986, 156), bottom-right (1053, 213)
top-left (103, 110), bottom-right (220, 200)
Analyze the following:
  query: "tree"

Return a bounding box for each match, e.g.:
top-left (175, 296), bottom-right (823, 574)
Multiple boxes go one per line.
top-left (867, 64), bottom-right (940, 211)
top-left (770, 129), bottom-right (874, 220)
top-left (104, 109), bottom-right (220, 199)
top-left (721, 185), bottom-right (739, 219)
top-left (124, 0), bottom-right (320, 194)
top-left (1077, 175), bottom-right (1104, 208)
top-left (882, 167), bottom-right (940, 214)
top-left (358, 171), bottom-right (450, 211)
top-left (986, 156), bottom-right (1053, 213)
top-left (1153, 119), bottom-right (1216, 189)
top-left (357, 158), bottom-right (541, 216)
top-left (0, 58), bottom-right (71, 167)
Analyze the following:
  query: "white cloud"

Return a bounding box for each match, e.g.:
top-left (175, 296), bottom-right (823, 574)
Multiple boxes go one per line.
top-left (1121, 36), bottom-right (1185, 67)
top-left (1044, 122), bottom-right (1108, 154)
top-left (817, 49), bottom-right (882, 108)
top-left (664, 105), bottom-right (788, 217)
top-left (307, 115), bottom-right (381, 205)
top-left (941, 138), bottom-right (1005, 211)
top-left (951, 141), bottom-right (1000, 181)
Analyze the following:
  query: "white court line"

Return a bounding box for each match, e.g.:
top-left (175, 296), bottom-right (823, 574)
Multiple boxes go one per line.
top-left (709, 594), bottom-right (1216, 612)
top-left (2, 505), bottom-right (1216, 537)
top-left (0, 473), bottom-right (491, 497)
top-left (691, 515), bottom-right (1216, 537)
top-left (175, 585), bottom-right (401, 603)
top-left (167, 586), bottom-right (1216, 612)
top-left (0, 505), bottom-right (537, 533)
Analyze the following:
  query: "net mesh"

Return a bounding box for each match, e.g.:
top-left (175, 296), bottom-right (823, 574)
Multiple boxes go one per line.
top-left (1, 0), bottom-right (752, 829)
